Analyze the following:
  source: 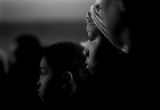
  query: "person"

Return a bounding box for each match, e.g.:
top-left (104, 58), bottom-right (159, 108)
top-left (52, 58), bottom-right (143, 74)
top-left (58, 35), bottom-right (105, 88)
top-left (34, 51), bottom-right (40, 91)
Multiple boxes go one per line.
top-left (80, 0), bottom-right (135, 109)
top-left (37, 41), bottom-right (88, 110)
top-left (83, 0), bottom-right (130, 78)
top-left (7, 34), bottom-right (42, 107)
top-left (82, 0), bottom-right (156, 109)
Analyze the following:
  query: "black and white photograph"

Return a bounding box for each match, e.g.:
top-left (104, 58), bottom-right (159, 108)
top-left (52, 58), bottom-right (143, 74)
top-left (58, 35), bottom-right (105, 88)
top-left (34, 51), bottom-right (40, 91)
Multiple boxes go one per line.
top-left (0, 0), bottom-right (156, 109)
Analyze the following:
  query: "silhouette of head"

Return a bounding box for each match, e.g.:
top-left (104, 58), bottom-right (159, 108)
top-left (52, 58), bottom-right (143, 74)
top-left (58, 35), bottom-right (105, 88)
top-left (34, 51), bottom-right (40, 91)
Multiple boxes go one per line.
top-left (8, 34), bottom-right (42, 105)
top-left (9, 34), bottom-right (42, 64)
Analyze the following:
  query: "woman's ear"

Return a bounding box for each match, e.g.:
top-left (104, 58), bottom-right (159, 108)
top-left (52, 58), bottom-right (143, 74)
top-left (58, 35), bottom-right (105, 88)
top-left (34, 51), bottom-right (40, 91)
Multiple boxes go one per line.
top-left (62, 71), bottom-right (73, 88)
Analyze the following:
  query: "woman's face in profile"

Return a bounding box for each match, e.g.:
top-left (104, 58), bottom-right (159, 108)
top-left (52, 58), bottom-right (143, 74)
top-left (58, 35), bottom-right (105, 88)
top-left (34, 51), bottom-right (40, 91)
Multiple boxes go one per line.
top-left (38, 57), bottom-right (52, 102)
top-left (84, 23), bottom-right (102, 74)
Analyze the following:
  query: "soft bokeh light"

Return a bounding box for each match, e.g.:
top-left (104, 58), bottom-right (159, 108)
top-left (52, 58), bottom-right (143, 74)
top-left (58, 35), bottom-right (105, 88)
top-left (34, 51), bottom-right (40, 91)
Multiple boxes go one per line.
top-left (0, 0), bottom-right (95, 22)
top-left (0, 0), bottom-right (95, 51)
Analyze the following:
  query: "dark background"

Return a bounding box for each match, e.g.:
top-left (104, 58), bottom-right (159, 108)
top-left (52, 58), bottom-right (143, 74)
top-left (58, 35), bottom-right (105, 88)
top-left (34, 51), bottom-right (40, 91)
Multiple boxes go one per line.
top-left (0, 21), bottom-right (87, 51)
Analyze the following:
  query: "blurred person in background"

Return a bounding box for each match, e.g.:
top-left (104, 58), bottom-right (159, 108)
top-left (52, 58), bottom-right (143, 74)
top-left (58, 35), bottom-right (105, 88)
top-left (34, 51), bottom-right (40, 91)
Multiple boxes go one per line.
top-left (0, 47), bottom-right (8, 107)
top-left (7, 34), bottom-right (42, 107)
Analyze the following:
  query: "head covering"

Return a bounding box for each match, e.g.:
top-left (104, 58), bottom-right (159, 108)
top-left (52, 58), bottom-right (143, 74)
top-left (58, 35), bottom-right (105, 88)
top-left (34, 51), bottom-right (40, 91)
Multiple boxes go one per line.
top-left (86, 0), bottom-right (128, 53)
